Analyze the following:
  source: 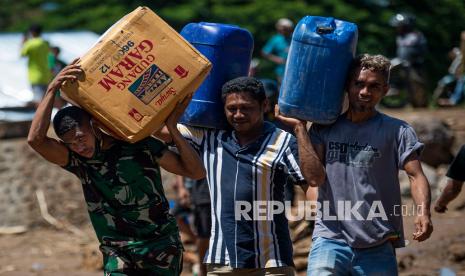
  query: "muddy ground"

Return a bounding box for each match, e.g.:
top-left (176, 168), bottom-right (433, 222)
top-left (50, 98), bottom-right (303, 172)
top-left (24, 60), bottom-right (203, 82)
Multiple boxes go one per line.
top-left (1, 107), bottom-right (465, 276)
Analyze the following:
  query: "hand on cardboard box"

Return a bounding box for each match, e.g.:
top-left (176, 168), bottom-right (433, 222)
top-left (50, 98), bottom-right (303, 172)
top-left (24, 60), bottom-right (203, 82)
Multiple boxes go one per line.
top-left (165, 95), bottom-right (193, 129)
top-left (48, 58), bottom-right (82, 94)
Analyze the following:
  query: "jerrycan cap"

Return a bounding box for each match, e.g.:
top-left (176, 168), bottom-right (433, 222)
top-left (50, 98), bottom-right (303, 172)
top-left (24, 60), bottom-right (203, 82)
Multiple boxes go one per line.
top-left (316, 24), bottom-right (335, 35)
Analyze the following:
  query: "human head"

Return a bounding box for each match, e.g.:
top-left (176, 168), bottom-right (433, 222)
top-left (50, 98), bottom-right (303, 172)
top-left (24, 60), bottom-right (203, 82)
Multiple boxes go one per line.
top-left (276, 18), bottom-right (294, 37)
top-left (346, 54), bottom-right (391, 113)
top-left (51, 46), bottom-right (61, 57)
top-left (221, 77), bottom-right (267, 133)
top-left (53, 106), bottom-right (97, 158)
top-left (261, 79), bottom-right (279, 113)
top-left (389, 13), bottom-right (415, 34)
top-left (29, 24), bottom-right (43, 37)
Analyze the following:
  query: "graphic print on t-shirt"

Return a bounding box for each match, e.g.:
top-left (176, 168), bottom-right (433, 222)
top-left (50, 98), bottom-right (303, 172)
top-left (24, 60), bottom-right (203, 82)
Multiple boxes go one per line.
top-left (327, 141), bottom-right (381, 168)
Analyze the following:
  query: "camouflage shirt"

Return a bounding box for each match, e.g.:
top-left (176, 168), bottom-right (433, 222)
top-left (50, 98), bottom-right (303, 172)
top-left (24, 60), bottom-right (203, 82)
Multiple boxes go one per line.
top-left (63, 137), bottom-right (178, 243)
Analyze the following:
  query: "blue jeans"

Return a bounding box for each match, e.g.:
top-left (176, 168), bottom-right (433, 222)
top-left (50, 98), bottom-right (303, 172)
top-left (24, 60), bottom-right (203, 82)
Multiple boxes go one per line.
top-left (450, 76), bottom-right (465, 104)
top-left (307, 237), bottom-right (398, 276)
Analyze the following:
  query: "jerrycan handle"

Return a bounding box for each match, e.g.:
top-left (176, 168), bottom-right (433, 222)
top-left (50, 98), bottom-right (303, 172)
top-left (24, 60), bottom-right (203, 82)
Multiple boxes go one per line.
top-left (316, 24), bottom-right (335, 35)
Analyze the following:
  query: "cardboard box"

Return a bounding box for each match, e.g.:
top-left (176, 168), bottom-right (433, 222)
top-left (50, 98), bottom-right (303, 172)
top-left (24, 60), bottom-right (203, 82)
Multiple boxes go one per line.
top-left (61, 6), bottom-right (212, 142)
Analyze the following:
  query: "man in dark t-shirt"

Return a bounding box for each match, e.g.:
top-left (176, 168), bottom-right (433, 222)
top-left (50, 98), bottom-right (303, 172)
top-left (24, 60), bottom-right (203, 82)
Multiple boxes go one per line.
top-left (435, 145), bottom-right (465, 213)
top-left (307, 54), bottom-right (432, 275)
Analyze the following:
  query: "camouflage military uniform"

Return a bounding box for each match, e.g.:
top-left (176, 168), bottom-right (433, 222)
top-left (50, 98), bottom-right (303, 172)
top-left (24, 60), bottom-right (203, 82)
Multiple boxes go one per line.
top-left (64, 137), bottom-right (183, 276)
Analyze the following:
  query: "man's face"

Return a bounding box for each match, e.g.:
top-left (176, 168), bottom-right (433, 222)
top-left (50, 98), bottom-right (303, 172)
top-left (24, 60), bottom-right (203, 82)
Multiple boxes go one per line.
top-left (347, 67), bottom-right (389, 113)
top-left (224, 92), bottom-right (265, 133)
top-left (278, 26), bottom-right (293, 37)
top-left (61, 121), bottom-right (96, 158)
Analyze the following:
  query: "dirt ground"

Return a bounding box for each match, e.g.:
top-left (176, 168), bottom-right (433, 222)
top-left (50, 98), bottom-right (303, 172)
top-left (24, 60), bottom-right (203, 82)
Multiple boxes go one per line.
top-left (1, 107), bottom-right (465, 276)
top-left (2, 207), bottom-right (465, 276)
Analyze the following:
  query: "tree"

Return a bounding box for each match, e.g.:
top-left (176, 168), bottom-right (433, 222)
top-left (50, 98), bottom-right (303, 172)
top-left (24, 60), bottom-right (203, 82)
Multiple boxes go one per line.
top-left (4, 0), bottom-right (465, 92)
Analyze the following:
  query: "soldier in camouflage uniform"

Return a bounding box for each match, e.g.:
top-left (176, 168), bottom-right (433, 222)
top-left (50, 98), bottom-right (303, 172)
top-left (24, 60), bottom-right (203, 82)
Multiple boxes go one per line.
top-left (28, 60), bottom-right (206, 276)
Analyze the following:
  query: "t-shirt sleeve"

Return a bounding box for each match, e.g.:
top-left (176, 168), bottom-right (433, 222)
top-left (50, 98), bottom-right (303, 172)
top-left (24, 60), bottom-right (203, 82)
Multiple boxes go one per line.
top-left (398, 125), bottom-right (424, 169)
top-left (177, 124), bottom-right (205, 152)
top-left (262, 36), bottom-right (277, 54)
top-left (145, 137), bottom-right (168, 159)
top-left (446, 145), bottom-right (465, 182)
top-left (283, 135), bottom-right (305, 184)
top-left (308, 123), bottom-right (324, 145)
top-left (20, 41), bottom-right (30, 56)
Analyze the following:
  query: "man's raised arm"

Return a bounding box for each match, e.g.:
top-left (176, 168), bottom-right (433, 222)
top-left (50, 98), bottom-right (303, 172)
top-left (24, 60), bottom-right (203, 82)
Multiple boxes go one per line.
top-left (158, 97), bottom-right (206, 180)
top-left (27, 60), bottom-right (81, 166)
top-left (274, 105), bottom-right (326, 188)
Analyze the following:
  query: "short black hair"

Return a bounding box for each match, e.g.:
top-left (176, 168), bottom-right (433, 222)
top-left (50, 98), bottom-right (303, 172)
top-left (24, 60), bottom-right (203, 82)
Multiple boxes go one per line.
top-left (348, 54), bottom-right (391, 84)
top-left (29, 24), bottom-right (42, 35)
top-left (53, 106), bottom-right (90, 137)
top-left (221, 77), bottom-right (266, 103)
top-left (51, 46), bottom-right (60, 53)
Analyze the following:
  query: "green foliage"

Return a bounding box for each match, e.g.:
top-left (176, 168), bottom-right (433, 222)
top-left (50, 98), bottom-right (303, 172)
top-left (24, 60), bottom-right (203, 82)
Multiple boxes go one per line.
top-left (3, 0), bottom-right (465, 90)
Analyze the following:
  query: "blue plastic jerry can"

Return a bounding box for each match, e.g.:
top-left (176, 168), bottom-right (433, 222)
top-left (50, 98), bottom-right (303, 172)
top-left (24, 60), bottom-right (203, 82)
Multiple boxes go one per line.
top-left (278, 16), bottom-right (358, 124)
top-left (180, 22), bottom-right (254, 129)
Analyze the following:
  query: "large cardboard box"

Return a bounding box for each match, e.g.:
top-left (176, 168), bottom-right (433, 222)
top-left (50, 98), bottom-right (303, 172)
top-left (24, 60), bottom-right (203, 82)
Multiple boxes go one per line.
top-left (61, 6), bottom-right (211, 142)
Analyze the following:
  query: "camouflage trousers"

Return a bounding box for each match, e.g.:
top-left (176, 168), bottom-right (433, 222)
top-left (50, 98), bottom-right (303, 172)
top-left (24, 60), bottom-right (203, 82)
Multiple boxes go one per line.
top-left (100, 234), bottom-right (183, 276)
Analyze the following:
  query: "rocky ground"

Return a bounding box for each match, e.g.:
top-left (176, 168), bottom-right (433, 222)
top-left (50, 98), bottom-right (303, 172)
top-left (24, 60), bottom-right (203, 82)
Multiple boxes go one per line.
top-left (0, 107), bottom-right (464, 276)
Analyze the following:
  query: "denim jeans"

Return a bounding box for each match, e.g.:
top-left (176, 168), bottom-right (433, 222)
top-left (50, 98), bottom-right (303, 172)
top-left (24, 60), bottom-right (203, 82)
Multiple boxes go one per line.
top-left (307, 237), bottom-right (398, 276)
top-left (450, 76), bottom-right (465, 104)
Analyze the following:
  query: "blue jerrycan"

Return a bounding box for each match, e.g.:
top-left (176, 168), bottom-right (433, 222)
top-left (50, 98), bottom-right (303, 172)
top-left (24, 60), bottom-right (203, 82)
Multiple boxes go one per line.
top-left (180, 22), bottom-right (254, 129)
top-left (278, 16), bottom-right (358, 124)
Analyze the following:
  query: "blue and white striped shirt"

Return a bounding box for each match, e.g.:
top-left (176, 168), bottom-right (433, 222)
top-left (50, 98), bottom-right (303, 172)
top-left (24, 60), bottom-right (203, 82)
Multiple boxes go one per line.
top-left (178, 122), bottom-right (304, 268)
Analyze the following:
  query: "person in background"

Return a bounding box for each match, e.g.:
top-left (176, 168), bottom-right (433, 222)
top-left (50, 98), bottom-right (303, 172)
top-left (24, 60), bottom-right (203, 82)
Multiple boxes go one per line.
top-left (48, 46), bottom-right (67, 108)
top-left (389, 13), bottom-right (428, 107)
top-left (48, 46), bottom-right (66, 76)
top-left (434, 145), bottom-right (465, 213)
top-left (390, 13), bottom-right (427, 67)
top-left (307, 54), bottom-right (433, 275)
top-left (436, 31), bottom-right (465, 107)
top-left (21, 24), bottom-right (52, 107)
top-left (170, 175), bottom-right (197, 245)
top-left (175, 176), bottom-right (211, 276)
top-left (262, 18), bottom-right (294, 84)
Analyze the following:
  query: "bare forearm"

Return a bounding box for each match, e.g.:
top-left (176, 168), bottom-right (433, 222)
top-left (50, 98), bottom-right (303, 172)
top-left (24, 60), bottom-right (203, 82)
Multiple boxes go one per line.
top-left (152, 125), bottom-right (172, 143)
top-left (436, 180), bottom-right (462, 208)
top-left (262, 51), bottom-right (284, 65)
top-left (167, 125), bottom-right (205, 179)
top-left (268, 55), bottom-right (284, 65)
top-left (294, 124), bottom-right (325, 187)
top-left (410, 175), bottom-right (432, 216)
top-left (27, 88), bottom-right (55, 145)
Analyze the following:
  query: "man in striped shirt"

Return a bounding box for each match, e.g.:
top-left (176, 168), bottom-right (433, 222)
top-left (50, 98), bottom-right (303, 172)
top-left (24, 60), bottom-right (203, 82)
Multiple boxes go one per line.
top-left (159, 77), bottom-right (325, 275)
